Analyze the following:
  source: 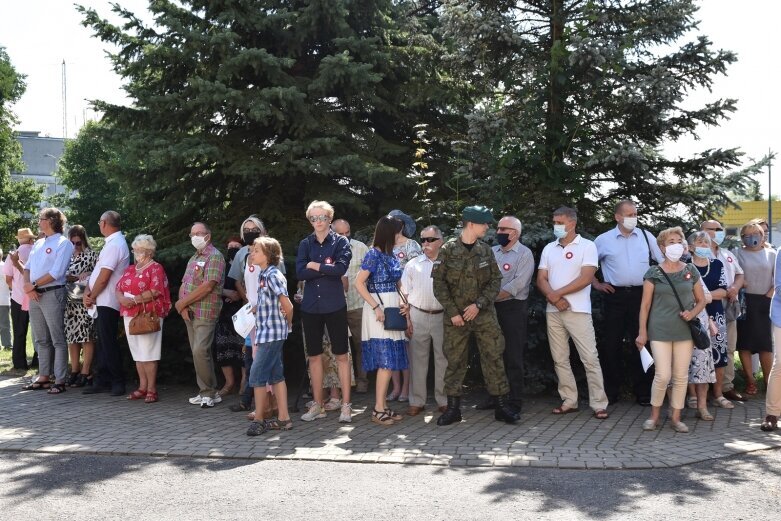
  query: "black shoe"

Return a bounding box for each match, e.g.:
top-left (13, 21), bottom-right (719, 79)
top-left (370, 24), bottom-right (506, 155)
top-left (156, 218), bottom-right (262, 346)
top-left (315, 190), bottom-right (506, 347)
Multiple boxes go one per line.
top-left (82, 385), bottom-right (110, 395)
top-left (110, 386), bottom-right (127, 397)
top-left (636, 397), bottom-right (652, 407)
top-left (494, 394), bottom-right (520, 424)
top-left (475, 395), bottom-right (497, 410)
top-left (437, 396), bottom-right (462, 426)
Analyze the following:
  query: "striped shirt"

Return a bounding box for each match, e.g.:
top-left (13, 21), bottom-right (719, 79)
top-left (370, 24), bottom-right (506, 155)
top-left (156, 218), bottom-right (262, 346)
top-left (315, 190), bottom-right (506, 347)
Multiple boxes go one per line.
top-left (255, 265), bottom-right (290, 344)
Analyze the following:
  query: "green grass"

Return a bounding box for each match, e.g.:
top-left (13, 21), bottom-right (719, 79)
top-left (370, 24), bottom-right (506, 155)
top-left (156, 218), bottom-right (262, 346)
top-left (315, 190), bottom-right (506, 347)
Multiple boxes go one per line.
top-left (0, 328), bottom-right (37, 377)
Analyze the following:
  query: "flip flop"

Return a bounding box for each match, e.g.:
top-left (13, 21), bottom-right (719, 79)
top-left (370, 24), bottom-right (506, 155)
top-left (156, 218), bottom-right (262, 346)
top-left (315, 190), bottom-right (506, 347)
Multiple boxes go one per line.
top-left (552, 404), bottom-right (579, 415)
top-left (594, 409), bottom-right (609, 420)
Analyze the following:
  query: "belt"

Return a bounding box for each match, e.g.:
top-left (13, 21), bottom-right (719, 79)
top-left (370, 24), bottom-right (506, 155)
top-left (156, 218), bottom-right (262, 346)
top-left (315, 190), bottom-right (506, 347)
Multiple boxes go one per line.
top-left (611, 285), bottom-right (643, 291)
top-left (411, 304), bottom-right (443, 315)
top-left (36, 284), bottom-right (65, 294)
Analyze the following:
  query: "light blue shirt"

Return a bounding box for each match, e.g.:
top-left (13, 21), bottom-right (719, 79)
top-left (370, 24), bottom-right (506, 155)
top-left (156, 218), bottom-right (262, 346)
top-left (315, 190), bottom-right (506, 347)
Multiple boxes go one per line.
top-left (770, 252), bottom-right (781, 328)
top-left (594, 226), bottom-right (664, 287)
top-left (26, 234), bottom-right (74, 287)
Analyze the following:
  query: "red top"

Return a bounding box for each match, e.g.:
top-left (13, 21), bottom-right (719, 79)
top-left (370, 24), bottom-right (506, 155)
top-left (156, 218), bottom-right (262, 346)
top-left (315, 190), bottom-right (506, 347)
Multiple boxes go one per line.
top-left (116, 261), bottom-right (172, 318)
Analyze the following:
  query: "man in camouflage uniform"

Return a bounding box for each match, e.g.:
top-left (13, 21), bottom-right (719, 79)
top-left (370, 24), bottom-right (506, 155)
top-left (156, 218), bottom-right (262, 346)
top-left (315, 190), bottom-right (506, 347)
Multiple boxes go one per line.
top-left (432, 205), bottom-right (519, 425)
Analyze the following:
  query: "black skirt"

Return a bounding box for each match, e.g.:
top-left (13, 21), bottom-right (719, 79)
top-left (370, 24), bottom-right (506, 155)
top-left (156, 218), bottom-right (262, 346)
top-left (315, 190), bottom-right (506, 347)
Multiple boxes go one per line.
top-left (736, 293), bottom-right (773, 353)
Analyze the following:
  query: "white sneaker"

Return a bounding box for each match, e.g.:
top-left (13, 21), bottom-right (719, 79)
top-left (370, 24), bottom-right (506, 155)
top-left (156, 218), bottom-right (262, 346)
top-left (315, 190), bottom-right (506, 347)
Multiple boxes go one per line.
top-left (213, 393), bottom-right (222, 404)
top-left (189, 394), bottom-right (203, 405)
top-left (339, 403), bottom-right (352, 423)
top-left (301, 402), bottom-right (326, 422)
top-left (200, 396), bottom-right (215, 408)
top-left (324, 397), bottom-right (342, 411)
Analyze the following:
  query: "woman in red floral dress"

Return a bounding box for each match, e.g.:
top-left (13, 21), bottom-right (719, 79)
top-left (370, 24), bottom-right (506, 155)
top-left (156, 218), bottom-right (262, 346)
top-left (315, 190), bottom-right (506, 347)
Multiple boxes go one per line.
top-left (115, 234), bottom-right (171, 403)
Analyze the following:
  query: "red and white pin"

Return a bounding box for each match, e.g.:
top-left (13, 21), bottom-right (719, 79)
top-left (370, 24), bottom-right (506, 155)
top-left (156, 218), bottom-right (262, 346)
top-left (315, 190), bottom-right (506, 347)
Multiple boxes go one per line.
top-left (45, 247), bottom-right (52, 254)
top-left (249, 265), bottom-right (255, 273)
top-left (727, 256), bottom-right (734, 263)
top-left (684, 272), bottom-right (692, 280)
top-left (397, 252), bottom-right (406, 259)
top-left (324, 257), bottom-right (333, 264)
top-left (565, 252), bottom-right (574, 260)
top-left (502, 263), bottom-right (511, 271)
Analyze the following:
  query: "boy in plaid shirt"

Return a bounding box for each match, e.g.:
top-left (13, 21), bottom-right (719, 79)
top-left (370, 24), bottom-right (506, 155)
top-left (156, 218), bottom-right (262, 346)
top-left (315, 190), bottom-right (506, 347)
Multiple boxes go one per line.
top-left (246, 237), bottom-right (294, 436)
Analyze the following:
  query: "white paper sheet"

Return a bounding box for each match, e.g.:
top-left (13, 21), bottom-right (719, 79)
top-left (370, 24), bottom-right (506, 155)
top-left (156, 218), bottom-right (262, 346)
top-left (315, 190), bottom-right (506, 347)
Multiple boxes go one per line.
top-left (232, 303), bottom-right (255, 338)
top-left (640, 346), bottom-right (654, 373)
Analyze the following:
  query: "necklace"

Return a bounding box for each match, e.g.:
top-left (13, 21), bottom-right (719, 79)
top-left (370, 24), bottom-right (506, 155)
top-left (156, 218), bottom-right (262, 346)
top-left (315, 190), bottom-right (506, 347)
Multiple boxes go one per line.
top-left (694, 258), bottom-right (710, 278)
top-left (135, 260), bottom-right (152, 273)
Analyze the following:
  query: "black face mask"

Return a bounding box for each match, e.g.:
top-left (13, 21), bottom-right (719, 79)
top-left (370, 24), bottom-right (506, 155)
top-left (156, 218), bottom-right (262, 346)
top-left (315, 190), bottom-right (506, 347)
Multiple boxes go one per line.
top-left (243, 231), bottom-right (261, 246)
top-left (227, 247), bottom-right (240, 262)
top-left (496, 233), bottom-right (511, 247)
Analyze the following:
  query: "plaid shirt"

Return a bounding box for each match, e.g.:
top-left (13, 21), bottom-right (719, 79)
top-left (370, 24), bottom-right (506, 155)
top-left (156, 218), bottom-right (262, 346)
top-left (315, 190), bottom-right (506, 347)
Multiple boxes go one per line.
top-left (255, 265), bottom-right (290, 344)
top-left (345, 238), bottom-right (369, 311)
top-left (179, 242), bottom-right (225, 321)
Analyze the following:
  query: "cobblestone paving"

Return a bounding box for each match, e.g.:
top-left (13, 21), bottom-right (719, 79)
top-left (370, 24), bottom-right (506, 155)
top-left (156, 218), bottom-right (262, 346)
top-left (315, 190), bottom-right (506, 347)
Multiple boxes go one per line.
top-left (1, 376), bottom-right (779, 468)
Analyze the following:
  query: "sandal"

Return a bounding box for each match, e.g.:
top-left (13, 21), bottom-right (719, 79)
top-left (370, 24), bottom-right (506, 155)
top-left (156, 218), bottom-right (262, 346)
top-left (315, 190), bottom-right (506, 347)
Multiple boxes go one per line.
top-left (386, 391), bottom-right (400, 401)
top-left (642, 419), bottom-right (657, 431)
top-left (144, 391), bottom-right (158, 403)
top-left (686, 396), bottom-right (698, 409)
top-left (71, 373), bottom-right (90, 388)
top-left (266, 418), bottom-right (293, 431)
top-left (372, 408), bottom-right (395, 426)
top-left (761, 415), bottom-right (778, 432)
top-left (47, 383), bottom-right (67, 394)
top-left (670, 421), bottom-right (689, 433)
top-left (696, 408), bottom-right (714, 421)
top-left (552, 404), bottom-right (579, 415)
top-left (229, 403), bottom-right (251, 412)
top-left (384, 408), bottom-right (403, 421)
top-left (246, 421), bottom-right (269, 436)
top-left (594, 409), bottom-right (609, 420)
top-left (712, 396), bottom-right (735, 409)
top-left (127, 389), bottom-right (148, 400)
top-left (67, 372), bottom-right (79, 387)
top-left (21, 379), bottom-right (51, 391)
top-left (745, 382), bottom-right (758, 396)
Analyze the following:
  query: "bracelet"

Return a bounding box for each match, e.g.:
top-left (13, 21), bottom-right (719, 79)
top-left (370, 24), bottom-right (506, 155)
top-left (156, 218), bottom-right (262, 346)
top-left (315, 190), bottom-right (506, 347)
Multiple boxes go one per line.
top-left (372, 304), bottom-right (380, 310)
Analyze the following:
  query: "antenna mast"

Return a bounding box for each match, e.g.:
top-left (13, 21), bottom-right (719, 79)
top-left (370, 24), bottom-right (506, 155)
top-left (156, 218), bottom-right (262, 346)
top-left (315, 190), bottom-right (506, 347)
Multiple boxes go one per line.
top-left (62, 60), bottom-right (67, 138)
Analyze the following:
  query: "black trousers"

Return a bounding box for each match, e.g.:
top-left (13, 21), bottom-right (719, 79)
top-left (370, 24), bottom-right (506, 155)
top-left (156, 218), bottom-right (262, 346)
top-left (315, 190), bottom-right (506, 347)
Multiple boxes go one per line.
top-left (301, 307), bottom-right (349, 356)
top-left (10, 299), bottom-right (29, 370)
top-left (495, 299), bottom-right (528, 406)
top-left (95, 306), bottom-right (124, 388)
top-left (598, 288), bottom-right (654, 401)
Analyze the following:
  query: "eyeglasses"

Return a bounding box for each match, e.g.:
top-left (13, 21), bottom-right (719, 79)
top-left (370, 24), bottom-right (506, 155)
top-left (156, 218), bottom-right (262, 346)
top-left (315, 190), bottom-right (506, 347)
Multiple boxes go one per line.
top-left (242, 228), bottom-right (261, 234)
top-left (189, 232), bottom-right (209, 238)
top-left (704, 227), bottom-right (724, 232)
top-left (97, 220), bottom-right (104, 226)
top-left (420, 237), bottom-right (440, 243)
top-left (309, 215), bottom-right (330, 223)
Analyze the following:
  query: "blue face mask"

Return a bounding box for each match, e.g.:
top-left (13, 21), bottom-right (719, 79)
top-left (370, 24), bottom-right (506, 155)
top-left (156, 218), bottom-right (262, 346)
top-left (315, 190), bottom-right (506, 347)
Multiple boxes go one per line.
top-left (553, 224), bottom-right (567, 239)
top-left (742, 234), bottom-right (761, 248)
top-left (713, 230), bottom-right (726, 245)
top-left (694, 246), bottom-right (712, 259)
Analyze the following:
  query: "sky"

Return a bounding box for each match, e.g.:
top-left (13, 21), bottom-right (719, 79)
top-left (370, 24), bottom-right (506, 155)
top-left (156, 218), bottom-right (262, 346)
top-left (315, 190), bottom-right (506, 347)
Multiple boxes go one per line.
top-left (1, 0), bottom-right (778, 194)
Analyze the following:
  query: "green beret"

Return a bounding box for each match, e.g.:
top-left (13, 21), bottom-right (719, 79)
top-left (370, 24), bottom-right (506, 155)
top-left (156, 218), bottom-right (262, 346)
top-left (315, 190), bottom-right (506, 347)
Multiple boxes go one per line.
top-left (462, 205), bottom-right (495, 224)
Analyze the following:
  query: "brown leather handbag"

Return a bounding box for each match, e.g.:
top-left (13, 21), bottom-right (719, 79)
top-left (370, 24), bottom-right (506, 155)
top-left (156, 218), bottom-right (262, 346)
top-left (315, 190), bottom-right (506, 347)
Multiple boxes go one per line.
top-left (128, 301), bottom-right (161, 335)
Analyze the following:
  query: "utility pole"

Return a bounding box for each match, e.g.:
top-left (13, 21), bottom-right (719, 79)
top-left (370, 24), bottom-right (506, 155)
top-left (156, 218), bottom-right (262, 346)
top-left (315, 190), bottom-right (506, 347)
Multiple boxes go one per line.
top-left (62, 60), bottom-right (67, 139)
top-left (770, 149), bottom-right (774, 244)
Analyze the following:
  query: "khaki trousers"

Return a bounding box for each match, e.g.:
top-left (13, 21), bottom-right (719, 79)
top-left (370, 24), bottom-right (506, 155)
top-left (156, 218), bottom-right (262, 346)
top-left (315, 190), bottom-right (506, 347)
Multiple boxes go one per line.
top-left (546, 311), bottom-right (608, 411)
top-left (346, 308), bottom-right (367, 385)
top-left (408, 307), bottom-right (447, 408)
top-left (649, 339), bottom-right (693, 409)
top-left (722, 319), bottom-right (738, 392)
top-left (185, 317), bottom-right (218, 398)
top-left (766, 327), bottom-right (781, 416)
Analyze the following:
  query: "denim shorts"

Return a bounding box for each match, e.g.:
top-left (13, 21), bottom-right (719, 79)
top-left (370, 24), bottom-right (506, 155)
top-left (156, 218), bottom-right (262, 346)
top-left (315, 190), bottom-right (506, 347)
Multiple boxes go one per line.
top-left (248, 339), bottom-right (285, 387)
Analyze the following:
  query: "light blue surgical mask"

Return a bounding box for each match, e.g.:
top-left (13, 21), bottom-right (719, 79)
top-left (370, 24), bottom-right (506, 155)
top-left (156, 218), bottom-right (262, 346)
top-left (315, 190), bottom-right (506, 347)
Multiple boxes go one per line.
top-left (694, 246), bottom-right (712, 259)
top-left (713, 230), bottom-right (726, 245)
top-left (553, 224), bottom-right (567, 239)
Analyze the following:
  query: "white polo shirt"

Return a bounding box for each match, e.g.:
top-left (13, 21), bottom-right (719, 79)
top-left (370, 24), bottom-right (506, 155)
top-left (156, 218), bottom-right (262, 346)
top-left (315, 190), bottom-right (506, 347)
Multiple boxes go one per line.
top-left (539, 234), bottom-right (598, 313)
top-left (714, 247), bottom-right (743, 286)
top-left (88, 231), bottom-right (130, 310)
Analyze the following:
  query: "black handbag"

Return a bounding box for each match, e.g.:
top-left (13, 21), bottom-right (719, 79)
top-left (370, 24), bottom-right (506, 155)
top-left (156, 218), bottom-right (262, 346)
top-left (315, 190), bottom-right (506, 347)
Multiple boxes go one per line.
top-left (657, 266), bottom-right (710, 350)
top-left (375, 290), bottom-right (408, 331)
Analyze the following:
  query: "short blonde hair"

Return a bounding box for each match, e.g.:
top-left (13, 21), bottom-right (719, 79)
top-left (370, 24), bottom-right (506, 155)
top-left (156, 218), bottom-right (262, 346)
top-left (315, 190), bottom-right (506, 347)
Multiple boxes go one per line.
top-left (656, 226), bottom-right (685, 247)
top-left (306, 200), bottom-right (334, 219)
top-left (131, 234), bottom-right (157, 253)
top-left (740, 222), bottom-right (764, 237)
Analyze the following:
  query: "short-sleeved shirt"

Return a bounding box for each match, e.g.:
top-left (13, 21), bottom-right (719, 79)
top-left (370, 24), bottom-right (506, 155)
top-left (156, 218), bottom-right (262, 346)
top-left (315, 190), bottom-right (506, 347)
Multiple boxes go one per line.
top-left (3, 244), bottom-right (32, 309)
top-left (255, 265), bottom-right (290, 344)
top-left (116, 261), bottom-right (171, 318)
top-left (0, 260), bottom-right (10, 306)
top-left (594, 226), bottom-right (664, 286)
top-left (733, 247), bottom-right (776, 295)
top-left (714, 247), bottom-right (742, 287)
top-left (345, 238), bottom-right (369, 311)
top-left (538, 235), bottom-right (598, 313)
top-left (694, 259), bottom-right (727, 318)
top-left (644, 263), bottom-right (701, 342)
top-left (492, 242), bottom-right (534, 301)
top-left (179, 242), bottom-right (225, 321)
top-left (362, 248), bottom-right (402, 294)
top-left (296, 230), bottom-right (351, 314)
top-left (27, 234), bottom-right (74, 288)
top-left (88, 231), bottom-right (130, 310)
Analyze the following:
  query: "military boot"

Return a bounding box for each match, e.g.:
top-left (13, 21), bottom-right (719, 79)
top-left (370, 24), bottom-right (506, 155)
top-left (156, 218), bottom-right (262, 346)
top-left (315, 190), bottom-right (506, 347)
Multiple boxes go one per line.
top-left (436, 396), bottom-right (462, 426)
top-left (494, 394), bottom-right (520, 424)
top-left (475, 395), bottom-right (497, 410)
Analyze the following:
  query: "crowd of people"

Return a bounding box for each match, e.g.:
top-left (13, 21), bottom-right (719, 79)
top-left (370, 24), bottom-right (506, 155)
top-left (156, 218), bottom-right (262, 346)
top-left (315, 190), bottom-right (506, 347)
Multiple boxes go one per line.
top-left (3, 201), bottom-right (780, 436)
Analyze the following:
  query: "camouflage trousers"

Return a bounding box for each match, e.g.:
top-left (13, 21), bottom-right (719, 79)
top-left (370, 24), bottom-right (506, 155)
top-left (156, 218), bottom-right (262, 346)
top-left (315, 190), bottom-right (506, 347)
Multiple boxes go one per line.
top-left (442, 313), bottom-right (509, 396)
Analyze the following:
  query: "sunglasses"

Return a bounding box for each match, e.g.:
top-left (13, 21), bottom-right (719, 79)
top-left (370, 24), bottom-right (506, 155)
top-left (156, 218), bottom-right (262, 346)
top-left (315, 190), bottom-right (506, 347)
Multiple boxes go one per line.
top-left (420, 237), bottom-right (440, 243)
top-left (309, 215), bottom-right (330, 223)
top-left (242, 228), bottom-right (260, 234)
top-left (71, 240), bottom-right (82, 246)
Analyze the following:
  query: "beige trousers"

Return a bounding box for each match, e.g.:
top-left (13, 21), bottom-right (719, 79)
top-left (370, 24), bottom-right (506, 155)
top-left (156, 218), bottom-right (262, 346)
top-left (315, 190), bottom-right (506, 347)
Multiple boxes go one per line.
top-left (185, 318), bottom-right (218, 398)
top-left (722, 319), bottom-right (738, 392)
top-left (408, 307), bottom-right (447, 408)
top-left (546, 311), bottom-right (608, 411)
top-left (649, 339), bottom-right (693, 409)
top-left (766, 327), bottom-right (781, 416)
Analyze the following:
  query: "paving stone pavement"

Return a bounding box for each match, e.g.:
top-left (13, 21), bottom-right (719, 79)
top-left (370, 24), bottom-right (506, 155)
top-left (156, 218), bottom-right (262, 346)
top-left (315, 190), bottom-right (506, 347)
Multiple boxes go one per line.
top-left (1, 376), bottom-right (780, 469)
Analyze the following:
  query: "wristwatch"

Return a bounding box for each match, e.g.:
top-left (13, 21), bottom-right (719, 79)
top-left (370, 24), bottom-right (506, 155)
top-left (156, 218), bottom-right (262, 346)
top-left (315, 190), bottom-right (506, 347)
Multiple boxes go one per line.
top-left (475, 301), bottom-right (483, 310)
top-left (31, 281), bottom-right (38, 289)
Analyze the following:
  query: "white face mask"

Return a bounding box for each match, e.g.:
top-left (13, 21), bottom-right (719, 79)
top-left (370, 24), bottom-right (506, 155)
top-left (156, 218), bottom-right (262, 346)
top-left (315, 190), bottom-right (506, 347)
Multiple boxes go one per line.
top-left (553, 224), bottom-right (567, 239)
top-left (713, 230), bottom-right (726, 245)
top-left (664, 243), bottom-right (685, 262)
top-left (191, 235), bottom-right (208, 250)
top-left (622, 217), bottom-right (637, 231)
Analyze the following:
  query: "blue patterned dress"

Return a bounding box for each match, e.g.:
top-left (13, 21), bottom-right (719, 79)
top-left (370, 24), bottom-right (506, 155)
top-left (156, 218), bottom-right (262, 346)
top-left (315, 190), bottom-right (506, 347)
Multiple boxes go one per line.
top-left (360, 248), bottom-right (409, 371)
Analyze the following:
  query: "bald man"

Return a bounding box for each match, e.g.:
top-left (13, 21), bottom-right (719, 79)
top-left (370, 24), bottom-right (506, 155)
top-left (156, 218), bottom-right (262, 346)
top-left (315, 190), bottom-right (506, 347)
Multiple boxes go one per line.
top-left (332, 219), bottom-right (370, 392)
